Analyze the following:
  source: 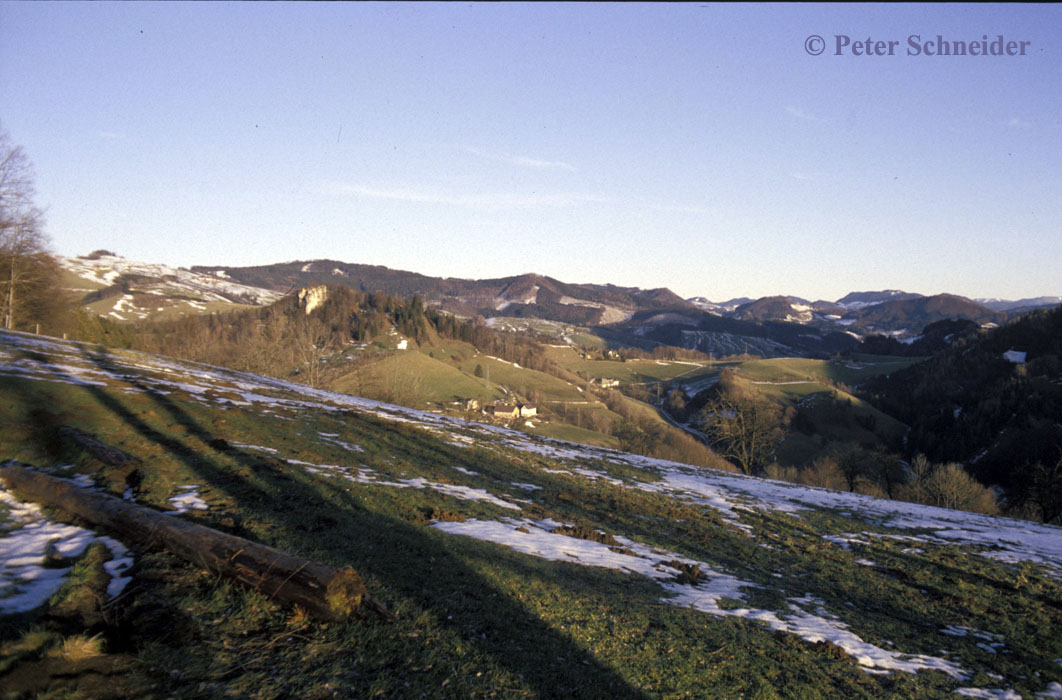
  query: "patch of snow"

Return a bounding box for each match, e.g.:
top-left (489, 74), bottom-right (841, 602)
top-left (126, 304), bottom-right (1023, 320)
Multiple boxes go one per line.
top-left (955, 690), bottom-right (1021, 699)
top-left (823, 534), bottom-right (871, 551)
top-left (230, 442), bottom-right (279, 454)
top-left (168, 485), bottom-right (209, 514)
top-left (941, 626), bottom-right (1001, 641)
top-left (0, 485), bottom-right (134, 613)
top-left (1038, 682), bottom-right (1062, 698)
top-left (295, 460), bottom-right (521, 510)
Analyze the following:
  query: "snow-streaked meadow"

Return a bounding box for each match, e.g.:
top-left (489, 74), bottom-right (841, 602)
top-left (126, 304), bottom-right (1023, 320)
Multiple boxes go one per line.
top-left (2, 328), bottom-right (1060, 697)
top-left (57, 254), bottom-right (283, 321)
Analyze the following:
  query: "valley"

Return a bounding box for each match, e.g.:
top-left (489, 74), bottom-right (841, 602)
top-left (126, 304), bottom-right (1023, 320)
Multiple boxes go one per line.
top-left (1, 252), bottom-right (1060, 699)
top-left (1, 329), bottom-right (1060, 698)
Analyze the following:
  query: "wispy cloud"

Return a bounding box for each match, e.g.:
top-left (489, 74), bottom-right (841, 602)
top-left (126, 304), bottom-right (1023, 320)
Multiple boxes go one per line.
top-left (785, 106), bottom-right (823, 122)
top-left (330, 182), bottom-right (706, 216)
top-left (99, 131), bottom-right (125, 141)
top-left (1005, 117), bottom-right (1030, 128)
top-left (330, 183), bottom-right (605, 208)
top-left (464, 146), bottom-right (576, 172)
top-left (645, 202), bottom-right (709, 214)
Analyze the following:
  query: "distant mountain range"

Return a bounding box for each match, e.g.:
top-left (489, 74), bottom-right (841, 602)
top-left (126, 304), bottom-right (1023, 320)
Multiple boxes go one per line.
top-left (57, 253), bottom-right (1060, 358)
top-left (976, 296), bottom-right (1062, 313)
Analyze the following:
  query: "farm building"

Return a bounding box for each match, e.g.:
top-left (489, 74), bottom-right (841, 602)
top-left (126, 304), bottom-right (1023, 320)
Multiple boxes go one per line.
top-left (484, 403), bottom-right (519, 419)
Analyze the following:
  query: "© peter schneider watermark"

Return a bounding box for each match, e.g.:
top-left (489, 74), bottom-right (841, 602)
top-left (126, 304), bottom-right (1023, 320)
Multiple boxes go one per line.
top-left (804, 34), bottom-right (1031, 57)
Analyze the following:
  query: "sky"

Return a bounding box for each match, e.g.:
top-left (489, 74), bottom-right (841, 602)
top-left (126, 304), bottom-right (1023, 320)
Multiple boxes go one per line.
top-left (1, 2), bottom-right (1060, 302)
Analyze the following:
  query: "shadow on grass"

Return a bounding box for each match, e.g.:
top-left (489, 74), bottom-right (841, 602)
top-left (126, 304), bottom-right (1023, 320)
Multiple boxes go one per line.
top-left (5, 339), bottom-right (648, 698)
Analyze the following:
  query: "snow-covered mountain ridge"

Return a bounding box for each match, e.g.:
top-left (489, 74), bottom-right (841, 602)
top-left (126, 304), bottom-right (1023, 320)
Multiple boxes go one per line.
top-left (58, 254), bottom-right (284, 321)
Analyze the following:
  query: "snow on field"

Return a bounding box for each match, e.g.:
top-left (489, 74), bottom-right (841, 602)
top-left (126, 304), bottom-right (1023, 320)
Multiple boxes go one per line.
top-left (1038, 682), bottom-right (1062, 698)
top-left (0, 485), bottom-right (133, 613)
top-left (433, 517), bottom-right (968, 678)
top-left (58, 255), bottom-right (283, 307)
top-left (597, 450), bottom-right (1062, 573)
top-left (3, 328), bottom-right (1059, 579)
top-left (291, 459), bottom-right (521, 510)
top-left (317, 433), bottom-right (365, 453)
top-left (3, 327), bottom-right (1061, 682)
top-left (168, 485), bottom-right (209, 514)
top-left (955, 689), bottom-right (1022, 699)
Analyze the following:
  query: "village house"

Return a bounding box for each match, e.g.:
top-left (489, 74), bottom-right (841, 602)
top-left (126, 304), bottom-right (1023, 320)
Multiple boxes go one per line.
top-left (518, 403), bottom-right (537, 418)
top-left (484, 403), bottom-right (519, 420)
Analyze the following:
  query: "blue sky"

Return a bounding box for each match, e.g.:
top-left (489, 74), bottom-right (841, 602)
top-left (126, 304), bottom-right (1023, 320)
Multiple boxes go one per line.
top-left (1, 2), bottom-right (1059, 302)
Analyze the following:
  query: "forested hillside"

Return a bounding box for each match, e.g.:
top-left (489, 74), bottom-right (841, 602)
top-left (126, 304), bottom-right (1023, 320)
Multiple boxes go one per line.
top-left (88, 285), bottom-right (728, 472)
top-left (860, 306), bottom-right (1062, 522)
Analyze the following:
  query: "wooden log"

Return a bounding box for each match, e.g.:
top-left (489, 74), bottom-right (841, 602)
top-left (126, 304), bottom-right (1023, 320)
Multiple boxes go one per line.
top-left (0, 462), bottom-right (391, 622)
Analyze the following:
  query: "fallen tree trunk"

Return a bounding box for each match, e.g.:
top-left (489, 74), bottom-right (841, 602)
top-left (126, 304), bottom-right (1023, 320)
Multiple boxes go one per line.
top-left (0, 462), bottom-right (391, 622)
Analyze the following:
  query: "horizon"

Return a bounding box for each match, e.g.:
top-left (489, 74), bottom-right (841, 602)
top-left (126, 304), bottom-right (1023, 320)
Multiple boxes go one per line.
top-left (56, 248), bottom-right (1059, 305)
top-left (4, 3), bottom-right (1061, 302)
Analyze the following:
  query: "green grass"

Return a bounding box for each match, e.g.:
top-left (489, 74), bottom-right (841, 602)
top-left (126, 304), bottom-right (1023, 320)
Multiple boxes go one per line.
top-left (331, 350), bottom-right (505, 406)
top-left (1, 334), bottom-right (1059, 699)
top-left (737, 357), bottom-right (924, 387)
top-left (559, 357), bottom-right (714, 384)
top-left (454, 355), bottom-right (586, 402)
top-left (526, 422), bottom-right (621, 449)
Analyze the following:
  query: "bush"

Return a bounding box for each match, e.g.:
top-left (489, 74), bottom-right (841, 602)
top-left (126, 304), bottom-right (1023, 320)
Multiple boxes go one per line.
top-left (897, 456), bottom-right (998, 515)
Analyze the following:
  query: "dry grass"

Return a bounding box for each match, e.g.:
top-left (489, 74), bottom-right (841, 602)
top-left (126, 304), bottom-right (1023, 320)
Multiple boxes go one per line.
top-left (48, 633), bottom-right (105, 662)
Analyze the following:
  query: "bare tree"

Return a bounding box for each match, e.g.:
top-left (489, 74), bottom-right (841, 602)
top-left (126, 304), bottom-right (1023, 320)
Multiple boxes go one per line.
top-left (0, 127), bottom-right (53, 330)
top-left (698, 391), bottom-right (784, 475)
top-left (291, 317), bottom-right (335, 389)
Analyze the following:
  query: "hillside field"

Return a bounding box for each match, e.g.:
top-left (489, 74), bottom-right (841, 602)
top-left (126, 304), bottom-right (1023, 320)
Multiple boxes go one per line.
top-left (0, 330), bottom-right (1060, 699)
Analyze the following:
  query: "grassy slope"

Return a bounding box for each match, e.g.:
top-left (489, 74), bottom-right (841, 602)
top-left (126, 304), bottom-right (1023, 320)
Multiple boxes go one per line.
top-left (453, 356), bottom-right (585, 403)
top-left (548, 348), bottom-right (716, 385)
top-left (328, 338), bottom-right (630, 453)
top-left (714, 358), bottom-right (914, 467)
top-left (59, 268), bottom-right (105, 294)
top-left (736, 356), bottom-right (923, 388)
top-left (1, 331), bottom-right (1060, 699)
top-left (83, 293), bottom-right (259, 323)
top-left (331, 349), bottom-right (507, 405)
